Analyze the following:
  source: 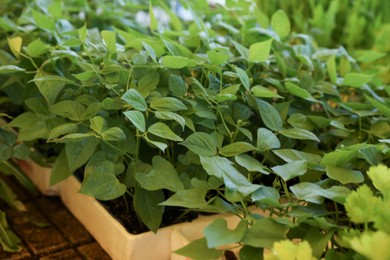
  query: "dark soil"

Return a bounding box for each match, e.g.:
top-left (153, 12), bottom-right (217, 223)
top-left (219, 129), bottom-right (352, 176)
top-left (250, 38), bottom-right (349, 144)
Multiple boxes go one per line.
top-left (100, 193), bottom-right (199, 234)
top-left (0, 175), bottom-right (110, 259)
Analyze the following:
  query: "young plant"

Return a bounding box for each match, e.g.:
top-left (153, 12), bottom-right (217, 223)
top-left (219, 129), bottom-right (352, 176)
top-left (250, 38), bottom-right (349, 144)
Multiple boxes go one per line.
top-left (0, 1), bottom-right (389, 258)
top-left (0, 118), bottom-right (36, 252)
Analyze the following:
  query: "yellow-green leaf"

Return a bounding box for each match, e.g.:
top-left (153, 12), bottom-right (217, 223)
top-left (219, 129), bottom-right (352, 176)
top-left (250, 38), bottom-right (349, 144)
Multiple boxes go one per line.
top-left (249, 39), bottom-right (273, 63)
top-left (271, 10), bottom-right (291, 38)
top-left (7, 37), bottom-right (22, 58)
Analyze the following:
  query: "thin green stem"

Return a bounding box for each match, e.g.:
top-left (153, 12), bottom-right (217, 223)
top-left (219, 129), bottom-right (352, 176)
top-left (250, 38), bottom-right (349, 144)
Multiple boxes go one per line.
top-left (281, 179), bottom-right (291, 200)
top-left (19, 52), bottom-right (38, 70)
top-left (135, 130), bottom-right (141, 160)
top-left (217, 107), bottom-right (231, 140)
top-left (103, 140), bottom-right (133, 160)
top-left (123, 194), bottom-right (130, 213)
top-left (126, 66), bottom-right (134, 92)
top-left (230, 120), bottom-right (242, 143)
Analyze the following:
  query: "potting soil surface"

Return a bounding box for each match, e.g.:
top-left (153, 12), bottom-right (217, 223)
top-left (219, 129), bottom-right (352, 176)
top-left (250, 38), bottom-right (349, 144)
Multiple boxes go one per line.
top-left (0, 175), bottom-right (111, 259)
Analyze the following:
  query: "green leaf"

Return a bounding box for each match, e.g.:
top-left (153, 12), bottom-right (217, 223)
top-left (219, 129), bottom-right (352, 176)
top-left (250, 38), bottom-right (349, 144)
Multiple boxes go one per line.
top-left (219, 142), bottom-right (258, 157)
top-left (147, 140), bottom-right (167, 152)
top-left (26, 38), bottom-right (49, 57)
top-left (235, 154), bottom-right (269, 175)
top-left (121, 89), bottom-right (147, 111)
top-left (174, 238), bottom-right (223, 260)
top-left (325, 165), bottom-right (364, 184)
top-left (50, 150), bottom-right (71, 185)
top-left (215, 94), bottom-right (237, 103)
top-left (137, 71), bottom-right (159, 96)
top-left (200, 156), bottom-right (260, 201)
top-left (359, 146), bottom-right (381, 166)
top-left (241, 218), bottom-right (287, 248)
top-left (100, 64), bottom-right (126, 74)
top-left (257, 127), bottom-right (280, 151)
top-left (7, 37), bottom-right (22, 58)
top-left (48, 0), bottom-right (62, 18)
top-left (161, 56), bottom-right (193, 69)
top-left (239, 246), bottom-right (263, 260)
top-left (279, 128), bottom-right (320, 142)
top-left (161, 37), bottom-right (193, 58)
top-left (367, 165), bottom-right (390, 199)
top-left (344, 185), bottom-right (379, 223)
top-left (65, 137), bottom-right (99, 173)
top-left (101, 127), bottom-right (126, 141)
top-left (266, 240), bottom-right (315, 260)
top-left (252, 186), bottom-right (280, 207)
top-left (78, 24), bottom-right (87, 43)
top-left (82, 102), bottom-right (103, 120)
top-left (318, 186), bottom-right (351, 204)
top-left (155, 111), bottom-right (185, 130)
top-left (248, 38), bottom-right (273, 63)
top-left (32, 10), bottom-right (55, 31)
top-left (101, 30), bottom-right (116, 54)
top-left (80, 156), bottom-right (126, 200)
top-left (357, 50), bottom-right (387, 63)
top-left (257, 99), bottom-right (283, 131)
top-left (123, 110), bottom-right (146, 132)
top-left (89, 116), bottom-right (106, 134)
top-left (135, 156), bottom-right (184, 192)
top-left (160, 188), bottom-right (208, 208)
top-left (149, 2), bottom-right (158, 32)
top-left (271, 10), bottom-right (291, 38)
top-left (160, 2), bottom-right (182, 31)
top-left (169, 74), bottom-right (187, 97)
top-left (0, 211), bottom-right (22, 252)
top-left (0, 179), bottom-right (26, 211)
top-left (134, 187), bottom-right (164, 233)
top-left (181, 132), bottom-right (217, 157)
top-left (273, 149), bottom-right (322, 165)
top-left (150, 97), bottom-right (187, 111)
top-left (73, 71), bottom-right (97, 82)
top-left (365, 95), bottom-right (390, 120)
top-left (252, 85), bottom-right (282, 99)
top-left (204, 219), bottom-right (248, 248)
top-left (48, 123), bottom-right (78, 140)
top-left (33, 72), bottom-right (68, 105)
top-left (12, 144), bottom-right (29, 161)
top-left (236, 67), bottom-right (250, 90)
top-left (275, 51), bottom-right (287, 77)
top-left (348, 231), bottom-right (390, 260)
top-left (290, 182), bottom-right (324, 204)
top-left (231, 40), bottom-right (249, 59)
top-left (285, 82), bottom-right (316, 102)
top-left (321, 150), bottom-right (357, 167)
top-left (327, 55), bottom-right (337, 84)
top-left (343, 73), bottom-right (373, 88)
top-left (50, 100), bottom-right (85, 121)
top-left (141, 41), bottom-right (157, 63)
top-left (148, 122), bottom-right (183, 141)
top-left (0, 65), bottom-right (25, 74)
top-left (271, 160), bottom-right (307, 181)
top-left (207, 50), bottom-right (230, 65)
top-left (56, 133), bottom-right (95, 142)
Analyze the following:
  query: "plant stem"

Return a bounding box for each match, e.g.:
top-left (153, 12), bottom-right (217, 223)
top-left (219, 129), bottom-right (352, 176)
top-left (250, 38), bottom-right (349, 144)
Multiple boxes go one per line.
top-left (126, 66), bottom-right (134, 92)
top-left (281, 179), bottom-right (291, 200)
top-left (135, 130), bottom-right (141, 160)
top-left (19, 53), bottom-right (38, 70)
top-left (217, 107), bottom-right (231, 140)
top-left (102, 140), bottom-right (133, 160)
